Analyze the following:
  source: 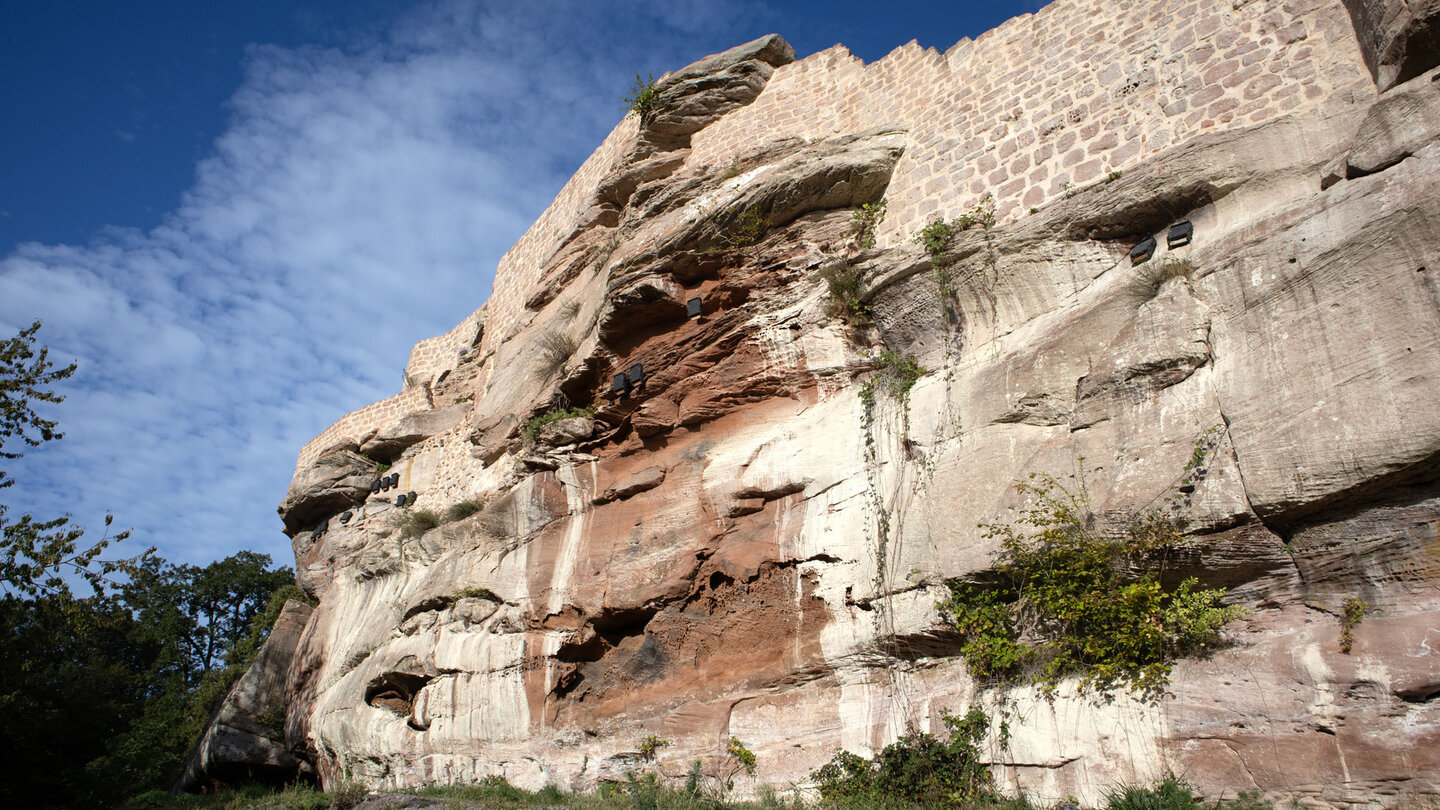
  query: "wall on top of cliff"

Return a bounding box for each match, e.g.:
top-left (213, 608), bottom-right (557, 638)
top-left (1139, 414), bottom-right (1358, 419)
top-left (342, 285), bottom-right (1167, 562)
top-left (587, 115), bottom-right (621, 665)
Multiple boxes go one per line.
top-left (291, 0), bottom-right (1374, 472)
top-left (689, 0), bottom-right (1370, 241)
top-left (475, 0), bottom-right (1372, 362)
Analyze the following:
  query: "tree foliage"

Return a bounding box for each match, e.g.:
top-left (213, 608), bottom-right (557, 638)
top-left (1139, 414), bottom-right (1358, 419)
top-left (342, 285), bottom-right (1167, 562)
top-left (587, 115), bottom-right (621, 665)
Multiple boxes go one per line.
top-left (1, 320), bottom-right (151, 598)
top-left (0, 320), bottom-right (300, 807)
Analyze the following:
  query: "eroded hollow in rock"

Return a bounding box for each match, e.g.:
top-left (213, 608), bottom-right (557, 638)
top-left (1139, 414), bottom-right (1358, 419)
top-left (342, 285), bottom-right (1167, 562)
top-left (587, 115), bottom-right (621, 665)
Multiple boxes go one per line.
top-left (364, 671), bottom-right (432, 727)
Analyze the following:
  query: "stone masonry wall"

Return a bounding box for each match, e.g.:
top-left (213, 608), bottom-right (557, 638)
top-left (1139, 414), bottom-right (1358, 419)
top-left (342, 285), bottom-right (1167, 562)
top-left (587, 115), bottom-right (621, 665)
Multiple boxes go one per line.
top-left (292, 0), bottom-right (1375, 477)
top-left (476, 117), bottom-right (640, 352)
top-left (293, 386), bottom-right (431, 472)
top-left (290, 119), bottom-right (638, 475)
top-left (403, 305), bottom-right (486, 386)
top-left (689, 0), bottom-right (1373, 237)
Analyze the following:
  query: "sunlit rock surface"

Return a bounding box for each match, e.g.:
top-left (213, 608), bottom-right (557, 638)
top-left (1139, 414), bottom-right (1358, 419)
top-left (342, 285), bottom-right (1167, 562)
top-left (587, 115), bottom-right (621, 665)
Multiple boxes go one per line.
top-left (266, 6), bottom-right (1440, 806)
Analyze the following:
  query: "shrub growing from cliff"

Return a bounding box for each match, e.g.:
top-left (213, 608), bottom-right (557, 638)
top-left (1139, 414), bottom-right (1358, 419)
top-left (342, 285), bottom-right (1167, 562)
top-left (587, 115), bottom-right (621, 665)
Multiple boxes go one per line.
top-left (535, 330), bottom-right (580, 383)
top-left (820, 263), bottom-right (871, 324)
top-left (851, 199), bottom-right (887, 250)
top-left (622, 72), bottom-right (659, 116)
top-left (939, 473), bottom-right (1245, 697)
top-left (1127, 257), bottom-right (1195, 303)
top-left (811, 707), bottom-right (995, 807)
top-left (522, 405), bottom-right (598, 446)
top-left (1339, 596), bottom-right (1368, 654)
top-left (861, 351), bottom-right (926, 405)
top-left (443, 497), bottom-right (488, 523)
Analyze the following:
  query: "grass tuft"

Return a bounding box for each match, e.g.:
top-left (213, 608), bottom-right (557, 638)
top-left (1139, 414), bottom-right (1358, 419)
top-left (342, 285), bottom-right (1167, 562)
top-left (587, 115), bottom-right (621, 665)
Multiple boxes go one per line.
top-left (393, 508), bottom-right (440, 539)
top-left (1126, 257), bottom-right (1195, 303)
top-left (443, 498), bottom-right (488, 523)
top-left (534, 330), bottom-right (580, 383)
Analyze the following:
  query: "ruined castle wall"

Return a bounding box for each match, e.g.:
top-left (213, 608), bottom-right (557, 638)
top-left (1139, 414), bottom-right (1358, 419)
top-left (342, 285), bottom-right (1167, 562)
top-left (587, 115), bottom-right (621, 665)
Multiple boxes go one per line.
top-left (292, 0), bottom-right (1373, 476)
top-left (403, 307), bottom-right (486, 386)
top-left (690, 0), bottom-right (1372, 235)
top-left (290, 120), bottom-right (639, 475)
top-left (475, 118), bottom-right (641, 352)
top-left (293, 386), bottom-right (432, 472)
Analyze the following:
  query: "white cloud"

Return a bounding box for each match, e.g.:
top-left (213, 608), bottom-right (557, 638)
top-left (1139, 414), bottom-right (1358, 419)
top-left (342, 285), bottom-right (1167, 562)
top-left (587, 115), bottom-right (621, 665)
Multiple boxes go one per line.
top-left (0, 0), bottom-right (761, 568)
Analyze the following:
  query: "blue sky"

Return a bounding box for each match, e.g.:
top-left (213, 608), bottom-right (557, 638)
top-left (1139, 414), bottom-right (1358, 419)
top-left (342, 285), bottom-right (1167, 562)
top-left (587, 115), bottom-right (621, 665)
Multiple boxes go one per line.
top-left (0, 0), bottom-right (1048, 570)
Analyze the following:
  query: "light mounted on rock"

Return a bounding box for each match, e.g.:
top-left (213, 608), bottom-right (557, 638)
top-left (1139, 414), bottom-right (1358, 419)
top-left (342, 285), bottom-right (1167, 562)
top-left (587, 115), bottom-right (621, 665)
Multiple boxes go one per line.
top-left (1168, 220), bottom-right (1194, 249)
top-left (395, 493), bottom-right (408, 507)
top-left (686, 296), bottom-right (703, 319)
top-left (1130, 236), bottom-right (1157, 264)
top-left (370, 479), bottom-right (382, 493)
top-left (628, 363), bottom-right (646, 389)
top-left (339, 511), bottom-right (353, 524)
top-left (611, 372), bottom-right (630, 397)
top-left (406, 491), bottom-right (417, 503)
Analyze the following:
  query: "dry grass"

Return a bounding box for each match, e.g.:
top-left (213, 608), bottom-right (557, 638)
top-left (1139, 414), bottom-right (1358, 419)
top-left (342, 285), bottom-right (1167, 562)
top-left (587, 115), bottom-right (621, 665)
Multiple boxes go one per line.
top-left (1126, 257), bottom-right (1196, 303)
top-left (534, 330), bottom-right (579, 382)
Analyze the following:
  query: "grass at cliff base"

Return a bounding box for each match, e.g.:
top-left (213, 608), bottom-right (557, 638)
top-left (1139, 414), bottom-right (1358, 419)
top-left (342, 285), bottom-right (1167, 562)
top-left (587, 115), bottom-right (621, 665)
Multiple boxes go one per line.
top-left (123, 776), bottom-right (1436, 810)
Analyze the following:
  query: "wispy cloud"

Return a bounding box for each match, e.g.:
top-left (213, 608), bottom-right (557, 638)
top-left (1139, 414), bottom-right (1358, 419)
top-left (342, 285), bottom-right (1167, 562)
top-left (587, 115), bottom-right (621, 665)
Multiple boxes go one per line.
top-left (0, 0), bottom-right (762, 567)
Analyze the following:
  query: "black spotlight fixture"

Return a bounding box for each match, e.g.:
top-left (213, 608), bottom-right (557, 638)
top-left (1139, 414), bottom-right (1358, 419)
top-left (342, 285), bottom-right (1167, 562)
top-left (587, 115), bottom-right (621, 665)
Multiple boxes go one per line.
top-left (406, 491), bottom-right (417, 503)
top-left (1167, 220), bottom-right (1194, 249)
top-left (387, 473), bottom-right (399, 489)
top-left (370, 479), bottom-right (382, 493)
top-left (628, 362), bottom-right (646, 389)
top-left (339, 511), bottom-right (353, 524)
top-left (395, 493), bottom-right (408, 507)
top-left (686, 296), bottom-right (703, 319)
top-left (1130, 235), bottom-right (1157, 264)
top-left (611, 372), bottom-right (629, 397)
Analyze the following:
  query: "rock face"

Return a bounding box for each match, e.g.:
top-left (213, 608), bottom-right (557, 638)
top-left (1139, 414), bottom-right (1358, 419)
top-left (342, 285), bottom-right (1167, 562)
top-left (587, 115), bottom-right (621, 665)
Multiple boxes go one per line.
top-left (176, 600), bottom-right (315, 791)
top-left (1342, 0), bottom-right (1440, 89)
top-left (271, 4), bottom-right (1440, 807)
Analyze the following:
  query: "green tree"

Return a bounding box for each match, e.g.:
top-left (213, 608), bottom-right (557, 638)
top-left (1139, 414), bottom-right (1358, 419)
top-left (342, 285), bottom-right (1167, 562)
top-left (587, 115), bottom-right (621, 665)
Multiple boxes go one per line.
top-left (1, 319), bottom-right (150, 597)
top-left (0, 321), bottom-right (299, 806)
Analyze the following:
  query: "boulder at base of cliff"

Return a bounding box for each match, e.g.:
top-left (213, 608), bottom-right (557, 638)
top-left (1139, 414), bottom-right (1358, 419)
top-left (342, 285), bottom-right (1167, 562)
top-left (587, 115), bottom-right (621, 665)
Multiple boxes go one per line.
top-left (174, 599), bottom-right (315, 793)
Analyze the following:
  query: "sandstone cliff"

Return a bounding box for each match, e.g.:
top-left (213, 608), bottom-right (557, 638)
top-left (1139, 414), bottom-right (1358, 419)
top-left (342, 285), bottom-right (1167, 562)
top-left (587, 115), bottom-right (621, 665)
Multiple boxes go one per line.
top-left (255, 0), bottom-right (1440, 804)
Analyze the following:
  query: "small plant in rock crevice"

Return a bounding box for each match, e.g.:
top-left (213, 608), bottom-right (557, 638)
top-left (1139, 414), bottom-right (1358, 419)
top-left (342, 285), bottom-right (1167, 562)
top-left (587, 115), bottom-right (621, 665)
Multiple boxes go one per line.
top-left (593, 232), bottom-right (621, 274)
top-left (637, 734), bottom-right (670, 762)
top-left (442, 497), bottom-right (488, 523)
top-left (451, 586), bottom-right (500, 604)
top-left (915, 217), bottom-right (961, 265)
top-left (722, 737), bottom-right (757, 792)
top-left (622, 71), bottom-right (659, 116)
top-left (1127, 257), bottom-right (1197, 304)
top-left (861, 350), bottom-right (927, 405)
top-left (851, 199), bottom-right (887, 250)
top-left (916, 194), bottom-right (997, 324)
top-left (534, 330), bottom-right (580, 383)
top-left (1340, 596), bottom-right (1368, 654)
top-left (819, 263), bottom-right (871, 324)
top-left (714, 203), bottom-right (769, 251)
top-left (522, 405), bottom-right (598, 446)
top-left (392, 507), bottom-right (440, 539)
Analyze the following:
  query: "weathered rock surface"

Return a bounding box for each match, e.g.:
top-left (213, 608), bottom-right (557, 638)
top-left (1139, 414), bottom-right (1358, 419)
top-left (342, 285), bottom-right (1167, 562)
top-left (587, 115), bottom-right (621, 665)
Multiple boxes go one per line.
top-left (1342, 0), bottom-right (1440, 89)
top-left (278, 448), bottom-right (376, 534)
top-left (269, 2), bottom-right (1440, 807)
top-left (360, 404), bottom-right (469, 463)
top-left (175, 600), bottom-right (315, 792)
